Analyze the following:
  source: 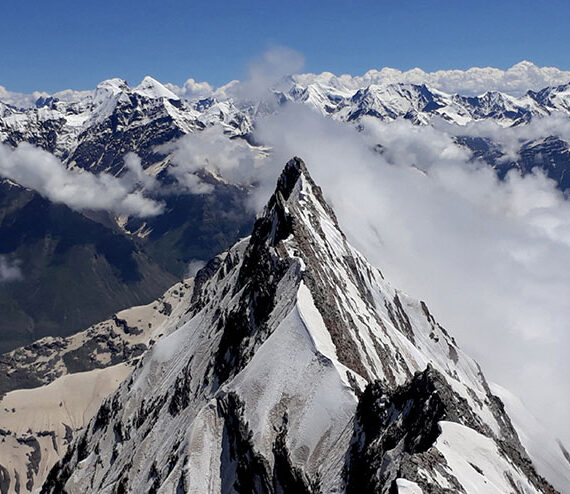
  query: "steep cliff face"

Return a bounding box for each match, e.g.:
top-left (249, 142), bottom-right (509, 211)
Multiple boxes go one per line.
top-left (40, 158), bottom-right (557, 493)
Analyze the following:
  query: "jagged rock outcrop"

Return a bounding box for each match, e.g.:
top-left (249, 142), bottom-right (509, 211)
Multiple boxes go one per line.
top-left (346, 365), bottom-right (555, 493)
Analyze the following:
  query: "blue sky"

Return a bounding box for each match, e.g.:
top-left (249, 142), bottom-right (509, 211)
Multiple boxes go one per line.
top-left (2, 0), bottom-right (569, 92)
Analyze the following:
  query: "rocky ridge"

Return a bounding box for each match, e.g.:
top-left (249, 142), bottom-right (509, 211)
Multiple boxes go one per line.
top-left (39, 158), bottom-right (559, 493)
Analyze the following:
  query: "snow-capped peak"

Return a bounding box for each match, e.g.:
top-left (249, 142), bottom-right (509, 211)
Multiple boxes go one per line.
top-left (42, 157), bottom-right (557, 494)
top-left (95, 78), bottom-right (129, 95)
top-left (134, 75), bottom-right (180, 100)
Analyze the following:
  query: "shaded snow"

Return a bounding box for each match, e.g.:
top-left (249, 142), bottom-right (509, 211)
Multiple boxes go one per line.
top-left (435, 421), bottom-right (541, 493)
top-left (491, 382), bottom-right (570, 494)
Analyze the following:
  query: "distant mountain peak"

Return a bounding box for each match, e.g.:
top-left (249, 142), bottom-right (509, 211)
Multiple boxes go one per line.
top-left (134, 75), bottom-right (180, 100)
top-left (95, 77), bottom-right (129, 94)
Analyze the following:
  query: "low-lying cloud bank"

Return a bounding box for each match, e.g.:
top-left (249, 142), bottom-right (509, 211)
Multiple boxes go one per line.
top-left (295, 60), bottom-right (570, 97)
top-left (0, 85), bottom-right (92, 109)
top-left (167, 59), bottom-right (570, 100)
top-left (0, 143), bottom-right (163, 217)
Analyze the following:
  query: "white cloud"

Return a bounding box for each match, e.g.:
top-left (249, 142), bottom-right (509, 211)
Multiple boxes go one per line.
top-left (165, 78), bottom-right (214, 100)
top-left (160, 47), bottom-right (305, 104)
top-left (250, 104), bottom-right (570, 447)
top-left (230, 46), bottom-right (305, 103)
top-left (296, 61), bottom-right (570, 97)
top-left (0, 143), bottom-right (163, 217)
top-left (0, 256), bottom-right (22, 283)
top-left (0, 85), bottom-right (49, 109)
top-left (159, 126), bottom-right (262, 194)
top-left (438, 114), bottom-right (570, 162)
top-left (122, 152), bottom-right (160, 191)
top-left (0, 85), bottom-right (92, 109)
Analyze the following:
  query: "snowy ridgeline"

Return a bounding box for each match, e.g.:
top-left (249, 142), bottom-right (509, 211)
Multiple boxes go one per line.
top-left (33, 159), bottom-right (567, 494)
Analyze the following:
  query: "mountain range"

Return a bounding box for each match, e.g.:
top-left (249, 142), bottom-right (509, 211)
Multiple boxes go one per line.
top-left (2, 72), bottom-right (570, 352)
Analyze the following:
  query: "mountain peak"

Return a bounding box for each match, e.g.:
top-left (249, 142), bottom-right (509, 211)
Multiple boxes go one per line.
top-left (95, 78), bottom-right (129, 94)
top-left (253, 156), bottom-right (341, 251)
top-left (273, 156), bottom-right (338, 220)
top-left (134, 75), bottom-right (180, 100)
top-left (274, 156), bottom-right (307, 200)
top-left (41, 157), bottom-right (556, 494)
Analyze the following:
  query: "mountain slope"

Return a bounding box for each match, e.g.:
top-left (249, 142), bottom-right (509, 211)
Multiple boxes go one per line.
top-left (0, 180), bottom-right (178, 352)
top-left (41, 158), bottom-right (559, 493)
top-left (0, 157), bottom-right (253, 353)
top-left (0, 277), bottom-right (194, 493)
top-left (491, 383), bottom-right (570, 493)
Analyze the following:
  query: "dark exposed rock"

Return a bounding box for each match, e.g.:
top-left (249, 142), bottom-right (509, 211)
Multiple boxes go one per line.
top-left (346, 366), bottom-right (462, 493)
top-left (94, 401), bottom-right (112, 432)
top-left (217, 393), bottom-right (319, 494)
top-left (16, 437), bottom-right (41, 491)
top-left (386, 294), bottom-right (415, 344)
top-left (345, 365), bottom-right (556, 493)
top-left (168, 358), bottom-right (193, 416)
top-left (190, 256), bottom-right (223, 308)
top-left (112, 315), bottom-right (142, 336)
top-left (0, 465), bottom-right (9, 494)
top-left (272, 416), bottom-right (319, 494)
top-left (13, 469), bottom-right (20, 494)
top-left (62, 424), bottom-right (73, 445)
top-left (218, 392), bottom-right (273, 493)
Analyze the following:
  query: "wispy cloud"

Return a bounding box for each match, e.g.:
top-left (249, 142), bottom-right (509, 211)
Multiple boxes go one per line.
top-left (185, 259), bottom-right (206, 278)
top-left (159, 126), bottom-right (261, 194)
top-left (0, 255), bottom-right (22, 283)
top-left (228, 46), bottom-right (305, 103)
top-left (0, 143), bottom-right (164, 217)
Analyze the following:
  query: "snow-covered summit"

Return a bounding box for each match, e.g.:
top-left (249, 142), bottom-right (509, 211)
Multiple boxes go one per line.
top-left (133, 76), bottom-right (181, 101)
top-left (41, 158), bottom-right (561, 493)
